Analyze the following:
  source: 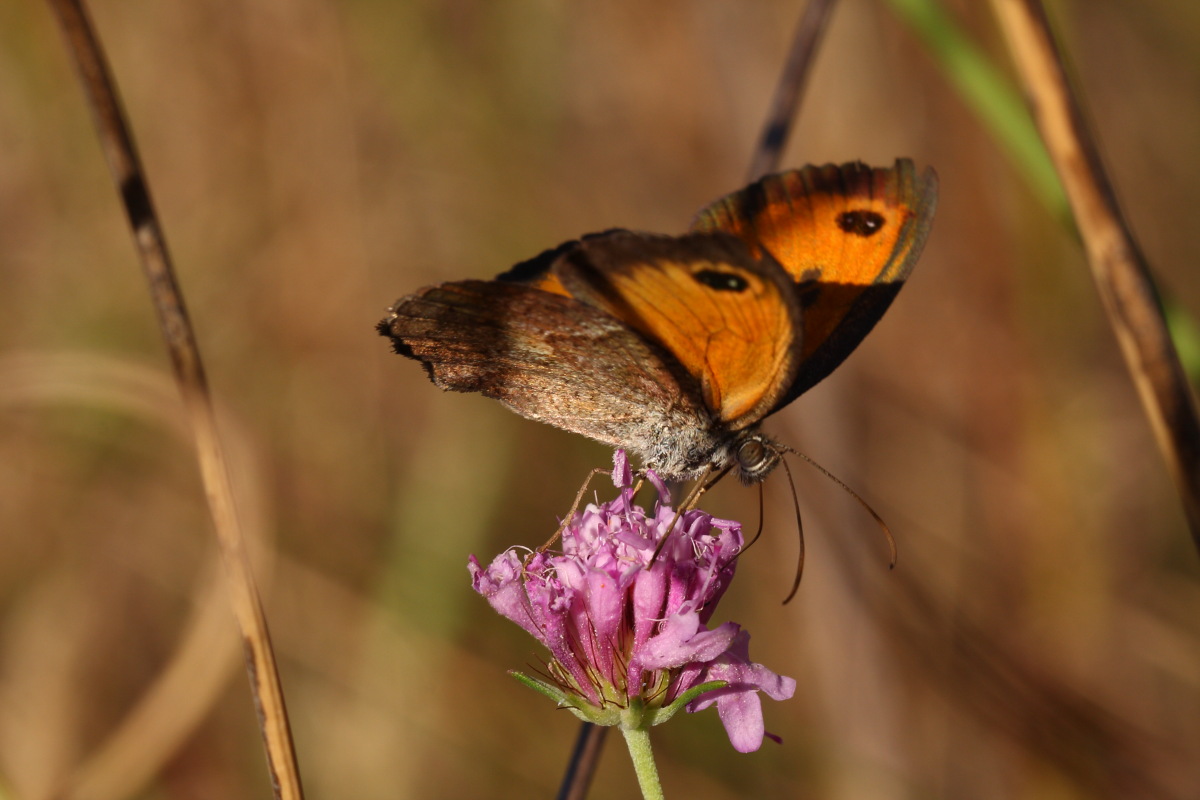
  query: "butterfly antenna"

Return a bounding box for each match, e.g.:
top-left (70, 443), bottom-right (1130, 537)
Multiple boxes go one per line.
top-left (784, 445), bottom-right (898, 569)
top-left (780, 454), bottom-right (806, 604)
top-left (742, 481), bottom-right (767, 552)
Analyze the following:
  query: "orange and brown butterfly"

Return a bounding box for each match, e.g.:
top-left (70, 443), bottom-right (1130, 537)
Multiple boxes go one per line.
top-left (378, 159), bottom-right (937, 483)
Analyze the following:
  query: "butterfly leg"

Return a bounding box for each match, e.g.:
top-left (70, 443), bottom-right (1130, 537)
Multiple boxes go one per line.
top-left (648, 463), bottom-right (735, 563)
top-left (535, 466), bottom-right (612, 554)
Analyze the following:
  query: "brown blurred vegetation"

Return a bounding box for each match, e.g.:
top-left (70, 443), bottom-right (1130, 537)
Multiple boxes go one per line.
top-left (1, 0), bottom-right (1199, 798)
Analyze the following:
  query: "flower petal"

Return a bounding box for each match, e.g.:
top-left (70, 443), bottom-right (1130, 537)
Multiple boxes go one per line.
top-left (715, 686), bottom-right (766, 753)
top-left (645, 469), bottom-right (671, 506)
top-left (637, 616), bottom-right (739, 669)
top-left (686, 630), bottom-right (796, 752)
top-left (578, 567), bottom-right (626, 685)
top-left (468, 551), bottom-right (541, 640)
top-left (469, 450), bottom-right (793, 748)
top-left (612, 449), bottom-right (632, 488)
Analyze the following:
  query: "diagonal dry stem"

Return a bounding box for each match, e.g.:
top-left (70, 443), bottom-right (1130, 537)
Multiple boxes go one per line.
top-left (43, 1), bottom-right (305, 798)
top-left (745, 0), bottom-right (839, 181)
top-left (990, 0), bottom-right (1200, 553)
top-left (555, 723), bottom-right (609, 800)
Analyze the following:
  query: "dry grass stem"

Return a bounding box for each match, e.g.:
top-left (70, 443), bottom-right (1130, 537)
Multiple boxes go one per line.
top-left (991, 0), bottom-right (1200, 551)
top-left (745, 0), bottom-right (838, 182)
top-left (43, 1), bottom-right (304, 797)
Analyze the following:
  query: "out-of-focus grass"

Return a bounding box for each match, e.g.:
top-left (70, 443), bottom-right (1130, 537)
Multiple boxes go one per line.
top-left (1, 1), bottom-right (1199, 799)
top-left (1167, 298), bottom-right (1200, 382)
top-left (884, 0), bottom-right (1069, 220)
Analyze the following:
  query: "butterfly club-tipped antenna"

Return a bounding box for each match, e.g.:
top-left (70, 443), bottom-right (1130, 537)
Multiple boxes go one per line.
top-left (742, 481), bottom-right (767, 551)
top-left (778, 454), bottom-right (806, 604)
top-left (733, 435), bottom-right (781, 552)
top-left (774, 443), bottom-right (899, 604)
top-left (695, 439), bottom-right (805, 603)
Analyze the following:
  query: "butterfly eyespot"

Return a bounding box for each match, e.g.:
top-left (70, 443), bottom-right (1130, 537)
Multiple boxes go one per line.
top-left (693, 269), bottom-right (749, 292)
top-left (836, 210), bottom-right (886, 237)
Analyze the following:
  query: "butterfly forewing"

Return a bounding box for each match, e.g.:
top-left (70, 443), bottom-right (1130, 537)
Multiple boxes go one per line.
top-left (550, 231), bottom-right (803, 429)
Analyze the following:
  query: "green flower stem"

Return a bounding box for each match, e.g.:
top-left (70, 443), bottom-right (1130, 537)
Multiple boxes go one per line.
top-left (620, 725), bottom-right (664, 800)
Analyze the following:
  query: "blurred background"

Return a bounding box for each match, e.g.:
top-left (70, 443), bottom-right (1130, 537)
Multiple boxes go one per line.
top-left (1, 0), bottom-right (1198, 797)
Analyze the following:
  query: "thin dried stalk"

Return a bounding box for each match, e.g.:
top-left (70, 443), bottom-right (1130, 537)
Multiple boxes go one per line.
top-left (555, 724), bottom-right (609, 800)
top-left (745, 0), bottom-right (839, 181)
top-left (990, 0), bottom-right (1200, 552)
top-left (44, 1), bottom-right (305, 798)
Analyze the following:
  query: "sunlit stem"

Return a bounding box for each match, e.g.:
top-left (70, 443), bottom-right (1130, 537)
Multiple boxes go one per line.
top-left (620, 724), bottom-right (664, 800)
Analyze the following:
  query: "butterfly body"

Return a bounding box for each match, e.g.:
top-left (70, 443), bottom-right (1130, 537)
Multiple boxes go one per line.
top-left (384, 230), bottom-right (798, 481)
top-left (379, 160), bottom-right (937, 483)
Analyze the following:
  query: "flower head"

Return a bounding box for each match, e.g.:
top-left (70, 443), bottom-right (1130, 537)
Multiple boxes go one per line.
top-left (468, 451), bottom-right (795, 752)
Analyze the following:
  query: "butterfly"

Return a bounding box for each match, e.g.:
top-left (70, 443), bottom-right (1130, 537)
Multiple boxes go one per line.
top-left (378, 159), bottom-right (937, 484)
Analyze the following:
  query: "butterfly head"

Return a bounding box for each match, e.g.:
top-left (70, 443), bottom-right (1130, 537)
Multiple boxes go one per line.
top-left (732, 430), bottom-right (784, 485)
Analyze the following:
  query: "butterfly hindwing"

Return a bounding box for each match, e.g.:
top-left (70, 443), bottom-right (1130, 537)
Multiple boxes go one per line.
top-left (692, 158), bottom-right (937, 405)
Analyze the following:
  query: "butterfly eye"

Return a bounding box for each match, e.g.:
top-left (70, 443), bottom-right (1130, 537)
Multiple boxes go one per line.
top-left (836, 210), bottom-right (885, 237)
top-left (693, 269), bottom-right (749, 292)
top-left (739, 438), bottom-right (765, 466)
top-left (734, 434), bottom-right (781, 484)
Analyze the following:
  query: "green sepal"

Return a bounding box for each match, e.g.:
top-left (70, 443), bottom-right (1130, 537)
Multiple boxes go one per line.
top-left (642, 680), bottom-right (726, 727)
top-left (508, 671), bottom-right (622, 726)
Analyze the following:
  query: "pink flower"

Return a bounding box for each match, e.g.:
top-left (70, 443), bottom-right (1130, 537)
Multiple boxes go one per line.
top-left (468, 451), bottom-right (795, 752)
